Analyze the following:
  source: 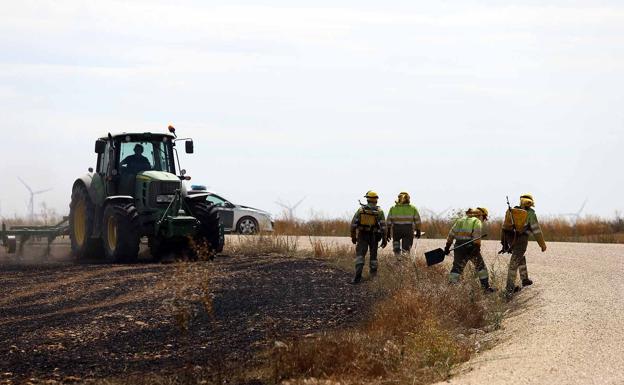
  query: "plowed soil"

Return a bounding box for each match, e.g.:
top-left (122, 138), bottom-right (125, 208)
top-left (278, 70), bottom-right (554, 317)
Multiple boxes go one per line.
top-left (0, 247), bottom-right (368, 384)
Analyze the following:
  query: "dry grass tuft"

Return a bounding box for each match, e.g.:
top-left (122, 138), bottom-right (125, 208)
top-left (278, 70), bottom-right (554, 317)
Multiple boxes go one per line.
top-left (275, 218), bottom-right (351, 237)
top-left (273, 212), bottom-right (624, 244)
top-left (308, 237), bottom-right (352, 259)
top-left (226, 233), bottom-right (300, 257)
top-left (263, 253), bottom-right (504, 385)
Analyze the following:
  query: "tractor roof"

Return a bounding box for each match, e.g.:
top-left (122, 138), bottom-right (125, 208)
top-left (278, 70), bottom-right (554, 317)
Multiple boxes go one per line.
top-left (99, 132), bottom-right (176, 141)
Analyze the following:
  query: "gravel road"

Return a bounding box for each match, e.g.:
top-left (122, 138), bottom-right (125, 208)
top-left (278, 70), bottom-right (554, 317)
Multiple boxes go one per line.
top-left (434, 240), bottom-right (624, 385)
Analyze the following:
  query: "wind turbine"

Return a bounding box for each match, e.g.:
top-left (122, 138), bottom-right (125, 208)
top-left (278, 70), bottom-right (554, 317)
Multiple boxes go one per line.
top-left (18, 177), bottom-right (52, 221)
top-left (275, 197), bottom-right (306, 221)
top-left (421, 206), bottom-right (452, 238)
top-left (421, 206), bottom-right (452, 220)
top-left (563, 199), bottom-right (588, 224)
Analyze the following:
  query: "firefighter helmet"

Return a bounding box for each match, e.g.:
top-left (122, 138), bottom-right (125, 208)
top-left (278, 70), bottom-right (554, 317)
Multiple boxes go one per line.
top-left (520, 193), bottom-right (535, 207)
top-left (475, 207), bottom-right (489, 220)
top-left (364, 191), bottom-right (379, 199)
top-left (397, 191), bottom-right (410, 204)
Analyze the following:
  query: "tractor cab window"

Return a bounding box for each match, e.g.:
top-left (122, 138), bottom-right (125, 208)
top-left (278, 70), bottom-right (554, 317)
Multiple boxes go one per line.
top-left (119, 140), bottom-right (175, 174)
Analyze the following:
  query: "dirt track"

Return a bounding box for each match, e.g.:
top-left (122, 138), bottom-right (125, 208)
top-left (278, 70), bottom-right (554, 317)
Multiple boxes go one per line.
top-left (0, 244), bottom-right (368, 383)
top-left (434, 240), bottom-right (624, 385)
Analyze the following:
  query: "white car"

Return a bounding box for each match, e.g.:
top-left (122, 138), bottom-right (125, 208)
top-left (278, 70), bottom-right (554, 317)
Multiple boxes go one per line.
top-left (188, 186), bottom-right (274, 234)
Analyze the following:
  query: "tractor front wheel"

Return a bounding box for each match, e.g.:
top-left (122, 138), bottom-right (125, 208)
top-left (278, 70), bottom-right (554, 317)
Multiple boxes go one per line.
top-left (188, 201), bottom-right (223, 256)
top-left (102, 203), bottom-right (140, 263)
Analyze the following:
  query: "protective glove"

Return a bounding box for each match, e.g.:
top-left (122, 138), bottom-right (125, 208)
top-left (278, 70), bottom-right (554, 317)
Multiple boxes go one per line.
top-left (351, 236), bottom-right (357, 245)
top-left (381, 239), bottom-right (388, 249)
top-left (415, 229), bottom-right (421, 239)
top-left (541, 244), bottom-right (547, 252)
top-left (444, 245), bottom-right (451, 255)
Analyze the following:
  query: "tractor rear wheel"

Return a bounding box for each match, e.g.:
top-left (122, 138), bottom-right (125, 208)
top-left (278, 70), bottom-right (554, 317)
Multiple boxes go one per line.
top-left (188, 201), bottom-right (223, 257)
top-left (69, 185), bottom-right (103, 260)
top-left (102, 203), bottom-right (140, 263)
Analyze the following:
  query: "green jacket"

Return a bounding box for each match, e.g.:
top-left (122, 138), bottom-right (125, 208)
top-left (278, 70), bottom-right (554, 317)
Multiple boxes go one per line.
top-left (387, 204), bottom-right (421, 230)
top-left (523, 207), bottom-right (546, 248)
top-left (351, 205), bottom-right (386, 233)
top-left (523, 208), bottom-right (542, 235)
top-left (447, 216), bottom-right (482, 245)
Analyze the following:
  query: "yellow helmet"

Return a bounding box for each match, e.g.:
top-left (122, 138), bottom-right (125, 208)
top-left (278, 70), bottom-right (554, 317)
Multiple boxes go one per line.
top-left (475, 207), bottom-right (489, 220)
top-left (520, 193), bottom-right (535, 207)
top-left (466, 207), bottom-right (488, 220)
top-left (397, 191), bottom-right (410, 204)
top-left (364, 191), bottom-right (379, 199)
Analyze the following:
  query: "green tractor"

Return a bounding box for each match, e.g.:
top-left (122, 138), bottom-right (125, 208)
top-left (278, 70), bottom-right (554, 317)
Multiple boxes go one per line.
top-left (69, 126), bottom-right (223, 262)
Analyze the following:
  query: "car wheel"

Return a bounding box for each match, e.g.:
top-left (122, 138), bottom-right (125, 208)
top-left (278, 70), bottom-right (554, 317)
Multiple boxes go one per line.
top-left (237, 217), bottom-right (258, 235)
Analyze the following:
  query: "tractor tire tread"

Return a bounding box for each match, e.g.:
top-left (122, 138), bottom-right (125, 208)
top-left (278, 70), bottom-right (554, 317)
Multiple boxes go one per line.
top-left (188, 201), bottom-right (223, 254)
top-left (69, 185), bottom-right (104, 260)
top-left (102, 203), bottom-right (140, 263)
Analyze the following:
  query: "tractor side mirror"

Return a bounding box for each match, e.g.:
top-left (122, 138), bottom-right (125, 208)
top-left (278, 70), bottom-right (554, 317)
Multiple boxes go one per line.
top-left (95, 140), bottom-right (106, 153)
top-left (185, 140), bottom-right (194, 154)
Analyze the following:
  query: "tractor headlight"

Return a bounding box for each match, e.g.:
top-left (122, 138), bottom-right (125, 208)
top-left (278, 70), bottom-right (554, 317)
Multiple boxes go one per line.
top-left (156, 194), bottom-right (176, 203)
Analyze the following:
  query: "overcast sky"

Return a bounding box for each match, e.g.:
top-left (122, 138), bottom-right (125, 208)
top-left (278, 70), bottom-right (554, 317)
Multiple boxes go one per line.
top-left (1, 0), bottom-right (622, 220)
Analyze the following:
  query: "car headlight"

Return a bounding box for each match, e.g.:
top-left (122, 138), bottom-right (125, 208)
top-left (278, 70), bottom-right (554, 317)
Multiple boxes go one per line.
top-left (156, 194), bottom-right (176, 203)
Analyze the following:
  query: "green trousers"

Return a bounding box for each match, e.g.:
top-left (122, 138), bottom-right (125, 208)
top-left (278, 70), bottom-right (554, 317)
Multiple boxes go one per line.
top-left (506, 233), bottom-right (530, 292)
top-left (391, 224), bottom-right (413, 255)
top-left (448, 244), bottom-right (489, 283)
top-left (355, 230), bottom-right (380, 272)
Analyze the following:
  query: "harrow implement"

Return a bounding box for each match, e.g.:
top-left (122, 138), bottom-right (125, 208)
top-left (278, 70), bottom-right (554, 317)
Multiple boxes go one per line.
top-left (1, 217), bottom-right (69, 256)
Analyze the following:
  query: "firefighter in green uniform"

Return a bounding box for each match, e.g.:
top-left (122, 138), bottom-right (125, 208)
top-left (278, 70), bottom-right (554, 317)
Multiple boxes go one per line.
top-left (444, 207), bottom-right (495, 292)
top-left (501, 193), bottom-right (547, 297)
top-left (387, 191), bottom-right (421, 256)
top-left (350, 191), bottom-right (387, 284)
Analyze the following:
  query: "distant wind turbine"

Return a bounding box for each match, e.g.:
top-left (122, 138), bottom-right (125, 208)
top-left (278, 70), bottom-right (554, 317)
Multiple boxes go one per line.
top-left (18, 177), bottom-right (52, 221)
top-left (421, 206), bottom-right (453, 237)
top-left (563, 199), bottom-right (588, 224)
top-left (421, 206), bottom-right (452, 220)
top-left (275, 197), bottom-right (306, 220)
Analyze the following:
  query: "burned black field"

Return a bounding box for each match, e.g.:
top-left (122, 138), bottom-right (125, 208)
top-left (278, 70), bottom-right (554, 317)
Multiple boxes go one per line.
top-left (0, 254), bottom-right (368, 383)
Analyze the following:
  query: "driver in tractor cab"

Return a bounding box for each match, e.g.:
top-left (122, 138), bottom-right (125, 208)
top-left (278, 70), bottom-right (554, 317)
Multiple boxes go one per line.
top-left (121, 144), bottom-right (152, 174)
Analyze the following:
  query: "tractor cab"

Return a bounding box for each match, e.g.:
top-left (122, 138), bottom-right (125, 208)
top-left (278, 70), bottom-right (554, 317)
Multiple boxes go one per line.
top-left (94, 131), bottom-right (193, 200)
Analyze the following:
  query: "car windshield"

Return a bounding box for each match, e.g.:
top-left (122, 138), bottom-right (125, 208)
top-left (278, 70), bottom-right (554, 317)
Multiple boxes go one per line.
top-left (119, 138), bottom-right (175, 174)
top-left (206, 194), bottom-right (227, 206)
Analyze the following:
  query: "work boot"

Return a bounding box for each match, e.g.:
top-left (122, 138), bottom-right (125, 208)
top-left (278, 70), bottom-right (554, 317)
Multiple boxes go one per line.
top-left (370, 269), bottom-right (378, 279)
top-left (351, 265), bottom-right (363, 284)
top-left (480, 278), bottom-right (496, 294)
top-left (504, 285), bottom-right (521, 301)
top-left (504, 289), bottom-right (514, 301)
top-left (522, 278), bottom-right (533, 287)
